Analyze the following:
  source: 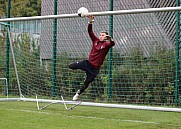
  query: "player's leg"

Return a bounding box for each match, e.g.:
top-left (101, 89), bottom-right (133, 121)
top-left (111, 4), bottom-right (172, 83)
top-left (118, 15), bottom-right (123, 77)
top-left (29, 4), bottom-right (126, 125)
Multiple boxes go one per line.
top-left (69, 60), bottom-right (86, 70)
top-left (73, 73), bottom-right (96, 100)
top-left (80, 73), bottom-right (96, 93)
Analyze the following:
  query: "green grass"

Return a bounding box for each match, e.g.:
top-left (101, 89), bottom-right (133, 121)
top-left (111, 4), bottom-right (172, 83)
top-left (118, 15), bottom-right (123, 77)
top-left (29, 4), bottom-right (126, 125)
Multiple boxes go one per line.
top-left (0, 101), bottom-right (181, 129)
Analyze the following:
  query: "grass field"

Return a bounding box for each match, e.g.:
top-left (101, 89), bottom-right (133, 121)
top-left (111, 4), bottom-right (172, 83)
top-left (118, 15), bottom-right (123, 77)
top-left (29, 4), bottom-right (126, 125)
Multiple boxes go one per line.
top-left (0, 101), bottom-right (181, 129)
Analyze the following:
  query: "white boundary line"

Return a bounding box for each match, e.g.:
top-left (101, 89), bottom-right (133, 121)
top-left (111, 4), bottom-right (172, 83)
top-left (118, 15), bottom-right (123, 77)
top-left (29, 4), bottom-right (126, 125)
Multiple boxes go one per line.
top-left (2, 108), bottom-right (181, 128)
top-left (3, 108), bottom-right (160, 125)
top-left (0, 7), bottom-right (181, 22)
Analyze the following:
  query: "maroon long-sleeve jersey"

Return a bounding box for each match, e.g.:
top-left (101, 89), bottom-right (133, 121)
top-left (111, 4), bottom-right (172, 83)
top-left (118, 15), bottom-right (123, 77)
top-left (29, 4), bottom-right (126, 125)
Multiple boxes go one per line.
top-left (88, 23), bottom-right (115, 69)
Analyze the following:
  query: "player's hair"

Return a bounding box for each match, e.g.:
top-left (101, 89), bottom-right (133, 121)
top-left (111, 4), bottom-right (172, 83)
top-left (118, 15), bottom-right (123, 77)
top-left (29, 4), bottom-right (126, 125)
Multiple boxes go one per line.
top-left (101, 31), bottom-right (109, 35)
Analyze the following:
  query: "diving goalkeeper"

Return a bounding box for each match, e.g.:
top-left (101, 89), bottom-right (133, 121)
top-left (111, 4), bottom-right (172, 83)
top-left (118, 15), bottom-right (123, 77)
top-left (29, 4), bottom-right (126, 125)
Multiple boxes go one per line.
top-left (69, 15), bottom-right (115, 100)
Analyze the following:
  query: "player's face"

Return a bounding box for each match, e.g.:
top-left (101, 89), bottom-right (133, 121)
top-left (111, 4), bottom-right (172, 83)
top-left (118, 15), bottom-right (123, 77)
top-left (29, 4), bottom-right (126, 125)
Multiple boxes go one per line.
top-left (99, 32), bottom-right (107, 41)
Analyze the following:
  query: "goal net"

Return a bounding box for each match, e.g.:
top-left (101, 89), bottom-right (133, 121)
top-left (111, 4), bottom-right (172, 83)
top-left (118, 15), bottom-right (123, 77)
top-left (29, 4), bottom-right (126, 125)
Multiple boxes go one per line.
top-left (0, 6), bottom-right (181, 112)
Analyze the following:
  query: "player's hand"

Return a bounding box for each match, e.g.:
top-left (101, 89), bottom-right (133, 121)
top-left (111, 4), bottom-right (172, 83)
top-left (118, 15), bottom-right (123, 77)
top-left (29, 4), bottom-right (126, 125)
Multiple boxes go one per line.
top-left (88, 15), bottom-right (94, 23)
top-left (105, 35), bottom-right (112, 41)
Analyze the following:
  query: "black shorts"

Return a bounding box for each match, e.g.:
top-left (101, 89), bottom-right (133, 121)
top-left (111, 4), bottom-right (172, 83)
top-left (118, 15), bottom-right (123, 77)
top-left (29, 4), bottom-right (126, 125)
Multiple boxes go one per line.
top-left (69, 60), bottom-right (99, 76)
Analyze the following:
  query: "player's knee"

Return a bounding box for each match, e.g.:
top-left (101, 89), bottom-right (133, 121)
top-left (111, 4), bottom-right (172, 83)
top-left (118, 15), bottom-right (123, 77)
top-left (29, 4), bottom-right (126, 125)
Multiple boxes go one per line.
top-left (69, 63), bottom-right (73, 69)
top-left (69, 62), bottom-right (79, 69)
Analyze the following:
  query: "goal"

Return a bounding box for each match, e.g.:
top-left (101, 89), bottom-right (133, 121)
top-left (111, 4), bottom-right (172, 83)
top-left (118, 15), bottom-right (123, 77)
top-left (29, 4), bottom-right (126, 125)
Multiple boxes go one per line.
top-left (0, 6), bottom-right (181, 112)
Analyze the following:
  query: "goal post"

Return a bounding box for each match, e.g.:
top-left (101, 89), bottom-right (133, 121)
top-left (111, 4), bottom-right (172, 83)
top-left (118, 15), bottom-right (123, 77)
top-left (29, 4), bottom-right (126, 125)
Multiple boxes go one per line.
top-left (0, 6), bottom-right (181, 112)
top-left (6, 26), bottom-right (22, 97)
top-left (0, 22), bottom-right (22, 98)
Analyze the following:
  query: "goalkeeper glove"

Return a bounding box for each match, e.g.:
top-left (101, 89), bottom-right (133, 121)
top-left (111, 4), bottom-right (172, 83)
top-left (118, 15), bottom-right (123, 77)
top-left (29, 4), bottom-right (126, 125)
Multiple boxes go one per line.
top-left (88, 15), bottom-right (94, 23)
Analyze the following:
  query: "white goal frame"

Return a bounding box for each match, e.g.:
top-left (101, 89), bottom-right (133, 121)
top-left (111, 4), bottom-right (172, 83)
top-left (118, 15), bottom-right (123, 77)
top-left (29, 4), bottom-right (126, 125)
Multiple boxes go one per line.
top-left (0, 6), bottom-right (181, 112)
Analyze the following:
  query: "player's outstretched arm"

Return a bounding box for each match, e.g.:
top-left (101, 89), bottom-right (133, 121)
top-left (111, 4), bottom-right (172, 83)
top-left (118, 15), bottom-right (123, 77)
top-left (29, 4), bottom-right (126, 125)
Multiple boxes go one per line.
top-left (87, 15), bottom-right (98, 42)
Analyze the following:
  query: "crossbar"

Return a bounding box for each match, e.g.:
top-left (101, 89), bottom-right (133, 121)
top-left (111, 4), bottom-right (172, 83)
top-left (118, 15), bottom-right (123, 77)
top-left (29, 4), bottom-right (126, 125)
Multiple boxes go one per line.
top-left (0, 6), bottom-right (180, 22)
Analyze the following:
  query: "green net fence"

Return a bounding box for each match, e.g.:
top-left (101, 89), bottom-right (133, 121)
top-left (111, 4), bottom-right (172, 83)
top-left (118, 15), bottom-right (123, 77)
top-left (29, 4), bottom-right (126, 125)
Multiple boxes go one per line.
top-left (0, 0), bottom-right (180, 107)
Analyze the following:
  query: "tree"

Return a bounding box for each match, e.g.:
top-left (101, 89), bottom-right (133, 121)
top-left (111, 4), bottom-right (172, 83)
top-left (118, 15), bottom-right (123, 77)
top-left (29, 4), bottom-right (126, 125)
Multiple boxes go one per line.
top-left (11, 0), bottom-right (41, 17)
top-left (0, 0), bottom-right (41, 17)
top-left (0, 0), bottom-right (6, 16)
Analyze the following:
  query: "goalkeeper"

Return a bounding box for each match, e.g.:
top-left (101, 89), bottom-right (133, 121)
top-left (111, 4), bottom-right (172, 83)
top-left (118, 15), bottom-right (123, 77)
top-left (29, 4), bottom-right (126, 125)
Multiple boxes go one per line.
top-left (69, 15), bottom-right (115, 100)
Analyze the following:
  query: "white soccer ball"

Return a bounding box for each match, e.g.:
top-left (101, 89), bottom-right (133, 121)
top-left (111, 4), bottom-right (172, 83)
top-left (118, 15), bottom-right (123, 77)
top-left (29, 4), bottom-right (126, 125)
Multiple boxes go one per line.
top-left (77, 7), bottom-right (88, 18)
